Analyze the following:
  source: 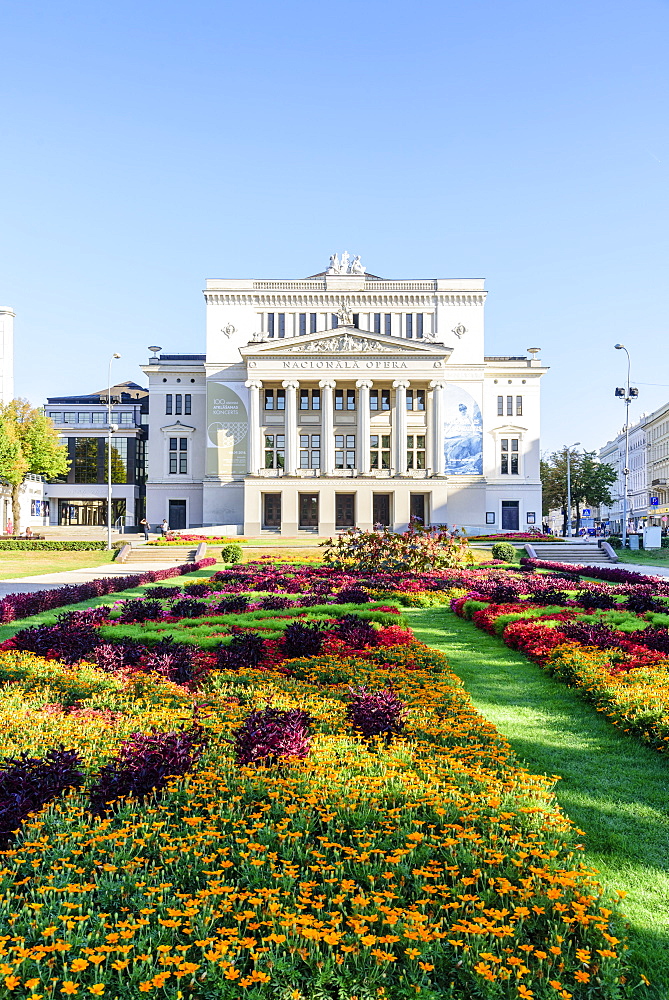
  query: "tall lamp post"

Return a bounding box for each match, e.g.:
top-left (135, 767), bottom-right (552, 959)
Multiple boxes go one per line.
top-left (106, 353), bottom-right (121, 551)
top-left (565, 442), bottom-right (580, 537)
top-left (614, 344), bottom-right (638, 549)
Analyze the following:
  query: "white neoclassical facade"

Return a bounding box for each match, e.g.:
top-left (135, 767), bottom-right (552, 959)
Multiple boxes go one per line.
top-left (141, 256), bottom-right (547, 535)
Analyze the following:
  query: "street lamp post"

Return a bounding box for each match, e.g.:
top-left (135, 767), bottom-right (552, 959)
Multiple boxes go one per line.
top-left (614, 344), bottom-right (638, 549)
top-left (106, 354), bottom-right (121, 551)
top-left (565, 442), bottom-right (580, 537)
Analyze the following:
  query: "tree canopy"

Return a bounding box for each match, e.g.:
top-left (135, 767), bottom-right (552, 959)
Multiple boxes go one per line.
top-left (541, 448), bottom-right (617, 533)
top-left (0, 400), bottom-right (69, 531)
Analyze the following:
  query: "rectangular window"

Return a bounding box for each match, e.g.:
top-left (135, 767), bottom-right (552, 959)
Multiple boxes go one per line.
top-left (118, 412), bottom-right (133, 425)
top-left (381, 389), bottom-right (391, 411)
top-left (385, 314), bottom-right (392, 336)
top-left (374, 313), bottom-right (381, 334)
top-left (278, 314), bottom-right (285, 338)
top-left (370, 434), bottom-right (391, 470)
top-left (486, 511), bottom-right (496, 524)
top-left (63, 412), bottom-right (76, 424)
top-left (334, 434), bottom-right (356, 469)
top-left (267, 313), bottom-right (275, 337)
top-left (416, 314), bottom-right (424, 339)
top-left (184, 394), bottom-right (191, 415)
top-left (501, 438), bottom-right (508, 475)
top-left (299, 434), bottom-right (320, 469)
top-left (264, 389), bottom-right (274, 410)
top-left (299, 313), bottom-right (307, 336)
top-left (352, 314), bottom-right (359, 328)
top-left (264, 434), bottom-right (285, 470)
top-left (335, 389), bottom-right (344, 410)
top-left (276, 389), bottom-right (285, 410)
top-left (406, 314), bottom-right (413, 339)
top-left (407, 434), bottom-right (426, 470)
top-left (77, 412), bottom-right (88, 424)
top-left (331, 314), bottom-right (339, 329)
top-left (48, 411), bottom-right (63, 423)
top-left (310, 313), bottom-right (317, 333)
top-left (516, 395), bottom-right (523, 416)
top-left (74, 438), bottom-right (98, 484)
top-left (416, 389), bottom-right (425, 411)
top-left (500, 438), bottom-right (519, 475)
top-left (311, 389), bottom-right (320, 410)
top-left (166, 394), bottom-right (173, 414)
top-left (370, 390), bottom-right (379, 411)
top-left (507, 395), bottom-right (513, 416)
top-left (497, 395), bottom-right (503, 416)
top-left (106, 437), bottom-right (128, 483)
top-left (346, 389), bottom-right (356, 410)
top-left (300, 389), bottom-right (310, 410)
top-left (511, 438), bottom-right (519, 474)
top-left (406, 389), bottom-right (413, 410)
top-left (175, 394), bottom-right (182, 415)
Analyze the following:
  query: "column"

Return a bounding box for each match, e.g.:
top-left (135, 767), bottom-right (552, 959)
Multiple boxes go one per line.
top-left (282, 380), bottom-right (299, 476)
top-left (429, 380), bottom-right (446, 476)
top-left (245, 380), bottom-right (262, 475)
top-left (356, 379), bottom-right (373, 475)
top-left (392, 380), bottom-right (410, 476)
top-left (319, 379), bottom-right (336, 475)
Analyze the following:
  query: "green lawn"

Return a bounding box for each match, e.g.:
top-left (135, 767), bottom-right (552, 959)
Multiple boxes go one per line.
top-left (0, 549), bottom-right (118, 580)
top-left (617, 548), bottom-right (669, 566)
top-left (409, 607), bottom-right (669, 998)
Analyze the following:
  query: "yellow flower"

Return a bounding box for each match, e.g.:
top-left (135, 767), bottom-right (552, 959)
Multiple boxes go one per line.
top-left (70, 960), bottom-right (89, 972)
top-left (88, 988), bottom-right (105, 997)
top-left (4, 976), bottom-right (20, 991)
top-left (138, 984), bottom-right (153, 993)
top-left (25, 982), bottom-right (41, 991)
top-left (61, 985), bottom-right (79, 996)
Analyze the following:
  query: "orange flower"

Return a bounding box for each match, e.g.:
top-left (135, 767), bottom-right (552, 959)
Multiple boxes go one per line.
top-left (138, 984), bottom-right (153, 993)
top-left (88, 988), bottom-right (105, 997)
top-left (4, 976), bottom-right (20, 991)
top-left (574, 971), bottom-right (590, 983)
top-left (60, 985), bottom-right (79, 996)
top-left (70, 960), bottom-right (89, 973)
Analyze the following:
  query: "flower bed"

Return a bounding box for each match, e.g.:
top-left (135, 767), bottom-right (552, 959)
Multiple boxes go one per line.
top-left (0, 563), bottom-right (632, 998)
top-left (0, 558), bottom-right (217, 624)
top-left (147, 535), bottom-right (243, 546)
top-left (452, 567), bottom-right (669, 754)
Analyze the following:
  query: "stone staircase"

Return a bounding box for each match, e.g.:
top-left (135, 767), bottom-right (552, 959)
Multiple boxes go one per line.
top-left (527, 543), bottom-right (614, 565)
top-left (120, 545), bottom-right (199, 565)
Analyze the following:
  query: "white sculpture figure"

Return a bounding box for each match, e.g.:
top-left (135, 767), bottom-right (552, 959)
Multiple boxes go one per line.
top-left (337, 301), bottom-right (353, 325)
top-left (327, 253), bottom-right (340, 274)
top-left (340, 251), bottom-right (350, 274)
top-left (350, 255), bottom-right (366, 275)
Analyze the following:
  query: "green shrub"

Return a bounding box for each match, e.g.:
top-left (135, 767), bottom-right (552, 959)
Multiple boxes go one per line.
top-left (490, 541), bottom-right (516, 561)
top-left (0, 540), bottom-right (106, 551)
top-left (607, 537), bottom-right (622, 549)
top-left (220, 543), bottom-right (243, 564)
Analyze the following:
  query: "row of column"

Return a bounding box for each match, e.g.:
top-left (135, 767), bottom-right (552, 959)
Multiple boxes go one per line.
top-left (245, 378), bottom-right (447, 477)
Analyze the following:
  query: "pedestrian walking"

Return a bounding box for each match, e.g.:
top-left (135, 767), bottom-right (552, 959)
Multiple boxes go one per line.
top-left (140, 518), bottom-right (150, 541)
top-left (161, 519), bottom-right (169, 537)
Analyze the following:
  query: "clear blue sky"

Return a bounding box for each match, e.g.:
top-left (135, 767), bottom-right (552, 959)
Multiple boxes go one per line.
top-left (1, 0), bottom-right (667, 454)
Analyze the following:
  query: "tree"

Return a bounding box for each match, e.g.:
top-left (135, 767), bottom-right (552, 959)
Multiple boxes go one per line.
top-left (541, 449), bottom-right (616, 535)
top-left (0, 400), bottom-right (69, 532)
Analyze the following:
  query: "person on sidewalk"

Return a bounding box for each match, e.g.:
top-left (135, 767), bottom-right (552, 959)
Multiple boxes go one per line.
top-left (140, 518), bottom-right (150, 541)
top-left (161, 519), bottom-right (169, 537)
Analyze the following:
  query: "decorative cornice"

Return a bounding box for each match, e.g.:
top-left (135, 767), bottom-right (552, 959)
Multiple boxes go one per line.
top-left (204, 291), bottom-right (486, 308)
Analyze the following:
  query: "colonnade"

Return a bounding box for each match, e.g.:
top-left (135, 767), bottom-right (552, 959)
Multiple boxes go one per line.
top-left (245, 378), bottom-right (447, 477)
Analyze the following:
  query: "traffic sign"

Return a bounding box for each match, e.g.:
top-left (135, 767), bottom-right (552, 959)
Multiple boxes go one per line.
top-left (650, 497), bottom-right (659, 506)
top-left (582, 508), bottom-right (591, 516)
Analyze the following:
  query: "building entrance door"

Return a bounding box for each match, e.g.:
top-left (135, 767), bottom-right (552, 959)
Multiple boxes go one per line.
top-left (335, 494), bottom-right (355, 528)
top-left (501, 501), bottom-right (520, 531)
top-left (410, 494), bottom-right (426, 524)
top-left (168, 500), bottom-right (187, 530)
top-left (373, 494), bottom-right (391, 527)
top-left (299, 494), bottom-right (319, 528)
top-left (263, 494), bottom-right (281, 528)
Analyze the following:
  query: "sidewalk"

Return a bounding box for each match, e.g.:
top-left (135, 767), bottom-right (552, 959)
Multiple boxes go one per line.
top-left (0, 556), bottom-right (188, 597)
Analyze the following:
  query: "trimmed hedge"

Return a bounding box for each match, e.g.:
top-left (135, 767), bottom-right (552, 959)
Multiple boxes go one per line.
top-left (0, 540), bottom-right (107, 551)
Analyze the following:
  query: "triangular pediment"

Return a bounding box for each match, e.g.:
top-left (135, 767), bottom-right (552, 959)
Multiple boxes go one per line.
top-left (241, 325), bottom-right (452, 357)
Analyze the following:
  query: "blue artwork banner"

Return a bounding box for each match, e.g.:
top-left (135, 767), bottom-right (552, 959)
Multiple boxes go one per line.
top-left (443, 384), bottom-right (483, 475)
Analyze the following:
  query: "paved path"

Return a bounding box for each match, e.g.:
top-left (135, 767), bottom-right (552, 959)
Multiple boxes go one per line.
top-left (0, 558), bottom-right (186, 597)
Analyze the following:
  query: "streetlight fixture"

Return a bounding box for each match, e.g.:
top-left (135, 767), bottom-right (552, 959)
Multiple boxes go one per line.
top-left (106, 353), bottom-right (121, 551)
top-left (614, 344), bottom-right (639, 549)
top-left (565, 442), bottom-right (580, 537)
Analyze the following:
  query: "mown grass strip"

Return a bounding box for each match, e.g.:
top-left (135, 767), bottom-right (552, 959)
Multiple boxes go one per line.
top-left (409, 607), bottom-right (669, 999)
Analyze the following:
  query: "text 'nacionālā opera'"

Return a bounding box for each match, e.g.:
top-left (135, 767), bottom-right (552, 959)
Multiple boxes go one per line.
top-left (141, 254), bottom-right (547, 535)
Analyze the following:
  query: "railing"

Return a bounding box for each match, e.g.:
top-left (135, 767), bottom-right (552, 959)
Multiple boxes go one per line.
top-left (253, 281), bottom-right (326, 290)
top-left (364, 281), bottom-right (437, 291)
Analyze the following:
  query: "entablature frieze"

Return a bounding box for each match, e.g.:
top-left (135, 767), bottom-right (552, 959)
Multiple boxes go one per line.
top-left (203, 292), bottom-right (486, 308)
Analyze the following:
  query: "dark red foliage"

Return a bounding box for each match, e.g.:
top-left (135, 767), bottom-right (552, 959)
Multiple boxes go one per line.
top-left (216, 633), bottom-right (266, 671)
top-left (335, 588), bottom-right (370, 604)
top-left (168, 598), bottom-right (208, 619)
top-left (117, 599), bottom-right (164, 623)
top-left (335, 615), bottom-right (379, 649)
top-left (143, 639), bottom-right (198, 684)
top-left (88, 726), bottom-right (207, 815)
top-left (0, 747), bottom-right (85, 845)
top-left (232, 708), bottom-right (312, 766)
top-left (260, 596), bottom-right (293, 610)
top-left (282, 621), bottom-right (324, 659)
top-left (346, 685), bottom-right (407, 738)
top-left (213, 595), bottom-right (250, 613)
top-left (11, 622), bottom-right (100, 664)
